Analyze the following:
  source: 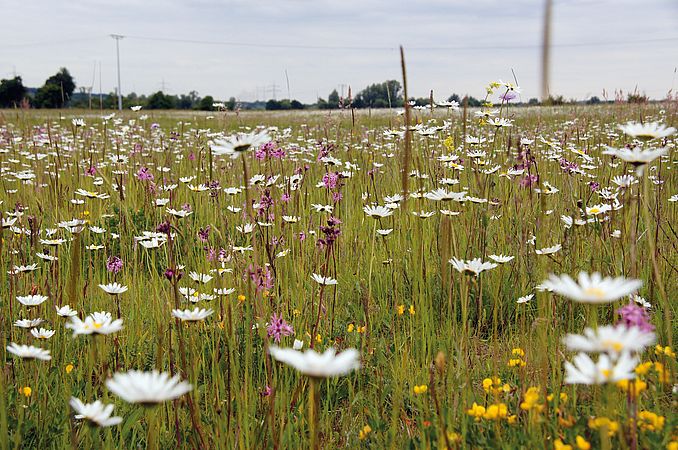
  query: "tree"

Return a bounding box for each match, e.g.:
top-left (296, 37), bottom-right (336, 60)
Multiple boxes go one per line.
top-left (34, 68), bottom-right (76, 108)
top-left (146, 91), bottom-right (175, 109)
top-left (226, 97), bottom-right (236, 111)
top-left (290, 99), bottom-right (304, 110)
top-left (354, 80), bottom-right (402, 108)
top-left (463, 95), bottom-right (482, 107)
top-left (177, 91), bottom-right (199, 109)
top-left (328, 89), bottom-right (340, 109)
top-left (528, 98), bottom-right (540, 106)
top-left (0, 76), bottom-right (27, 107)
top-left (447, 93), bottom-right (461, 104)
top-left (587, 96), bottom-right (601, 105)
top-left (266, 99), bottom-right (281, 110)
top-left (198, 95), bottom-right (214, 111)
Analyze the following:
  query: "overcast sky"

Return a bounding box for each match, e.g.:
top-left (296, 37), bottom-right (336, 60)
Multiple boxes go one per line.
top-left (2, 0), bottom-right (677, 103)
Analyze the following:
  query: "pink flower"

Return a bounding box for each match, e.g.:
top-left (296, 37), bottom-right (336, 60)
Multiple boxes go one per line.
top-left (267, 313), bottom-right (294, 343)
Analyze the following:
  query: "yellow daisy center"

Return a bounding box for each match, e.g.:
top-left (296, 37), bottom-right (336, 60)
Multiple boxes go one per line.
top-left (583, 287), bottom-right (606, 299)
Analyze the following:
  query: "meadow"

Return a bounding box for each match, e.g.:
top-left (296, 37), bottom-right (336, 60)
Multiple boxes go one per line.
top-left (0, 88), bottom-right (676, 449)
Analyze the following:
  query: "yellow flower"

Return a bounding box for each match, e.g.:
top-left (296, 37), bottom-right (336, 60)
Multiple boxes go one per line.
top-left (20, 386), bottom-right (32, 397)
top-left (654, 362), bottom-right (670, 383)
top-left (466, 402), bottom-right (485, 421)
top-left (511, 348), bottom-right (525, 357)
top-left (635, 361), bottom-right (653, 376)
top-left (482, 377), bottom-right (510, 396)
top-left (237, 294), bottom-right (246, 304)
top-left (358, 424), bottom-right (372, 440)
top-left (397, 305), bottom-right (405, 316)
top-left (315, 334), bottom-right (322, 344)
top-left (667, 441), bottom-right (678, 450)
top-left (554, 439), bottom-right (573, 450)
top-left (508, 358), bottom-right (526, 368)
top-left (65, 364), bottom-right (74, 374)
top-left (483, 403), bottom-right (508, 421)
top-left (547, 392), bottom-right (568, 403)
top-left (575, 435), bottom-right (591, 450)
top-left (588, 417), bottom-right (619, 436)
top-left (443, 137), bottom-right (455, 150)
top-left (637, 411), bottom-right (665, 432)
top-left (413, 385), bottom-right (428, 395)
top-left (408, 305), bottom-right (415, 315)
top-left (446, 431), bottom-right (462, 443)
top-left (356, 326), bottom-right (366, 334)
top-left (616, 379), bottom-right (647, 396)
top-left (655, 345), bottom-right (675, 358)
top-left (347, 323), bottom-right (355, 333)
top-left (520, 387), bottom-right (544, 412)
top-left (507, 415), bottom-right (517, 424)
top-left (558, 414), bottom-right (576, 428)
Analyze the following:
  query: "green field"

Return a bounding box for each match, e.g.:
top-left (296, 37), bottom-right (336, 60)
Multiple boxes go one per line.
top-left (0, 98), bottom-right (676, 449)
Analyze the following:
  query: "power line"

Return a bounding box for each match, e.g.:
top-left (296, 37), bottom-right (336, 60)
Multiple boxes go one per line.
top-left (120, 34), bottom-right (678, 51)
top-left (2, 36), bottom-right (104, 49)
top-left (2, 33), bottom-right (676, 52)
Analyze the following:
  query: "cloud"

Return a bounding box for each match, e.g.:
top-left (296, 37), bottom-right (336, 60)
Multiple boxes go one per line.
top-left (1, 0), bottom-right (676, 102)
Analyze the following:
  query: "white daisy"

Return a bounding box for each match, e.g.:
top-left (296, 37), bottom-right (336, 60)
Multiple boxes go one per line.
top-left (563, 325), bottom-right (655, 358)
top-left (172, 307), bottom-right (214, 322)
top-left (17, 294), bottom-right (48, 307)
top-left (269, 346), bottom-right (360, 378)
top-left (98, 282), bottom-right (128, 295)
top-left (69, 397), bottom-right (122, 427)
top-left (6, 342), bottom-right (51, 360)
top-left (564, 352), bottom-right (637, 385)
top-left (449, 257), bottom-right (498, 276)
top-left (311, 273), bottom-right (338, 286)
top-left (106, 370), bottom-right (193, 404)
top-left (541, 272), bottom-right (642, 303)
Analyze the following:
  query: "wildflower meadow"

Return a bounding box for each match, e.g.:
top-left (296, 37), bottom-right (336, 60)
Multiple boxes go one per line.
top-left (1, 88), bottom-right (677, 449)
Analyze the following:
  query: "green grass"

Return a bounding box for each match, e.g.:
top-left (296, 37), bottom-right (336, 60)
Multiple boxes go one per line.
top-left (0, 101), bottom-right (676, 449)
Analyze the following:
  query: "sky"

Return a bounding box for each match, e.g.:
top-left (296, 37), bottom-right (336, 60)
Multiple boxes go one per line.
top-left (1, 0), bottom-right (677, 103)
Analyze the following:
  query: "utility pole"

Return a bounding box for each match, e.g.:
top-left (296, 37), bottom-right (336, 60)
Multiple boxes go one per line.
top-left (111, 34), bottom-right (124, 111)
top-left (269, 83), bottom-right (279, 100)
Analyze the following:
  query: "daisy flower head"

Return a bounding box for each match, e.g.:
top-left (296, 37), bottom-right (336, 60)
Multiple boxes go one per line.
top-left (30, 328), bottom-right (56, 339)
top-left (106, 370), bottom-right (192, 404)
top-left (6, 342), bottom-right (51, 361)
top-left (449, 257), bottom-right (498, 276)
top-left (171, 307), bottom-right (214, 322)
top-left (564, 352), bottom-right (637, 385)
top-left (311, 273), bottom-right (338, 286)
top-left (211, 130), bottom-right (271, 159)
top-left (98, 282), bottom-right (128, 295)
top-left (363, 205), bottom-right (393, 218)
top-left (517, 294), bottom-right (534, 304)
top-left (489, 254), bottom-right (514, 264)
top-left (603, 146), bottom-right (668, 174)
top-left (268, 346), bottom-right (360, 378)
top-left (618, 121), bottom-right (676, 141)
top-left (541, 272), bottom-right (642, 303)
top-left (56, 304), bottom-right (78, 317)
top-left (69, 397), bottom-right (122, 427)
top-left (66, 311), bottom-right (123, 336)
top-left (563, 325), bottom-right (655, 358)
top-left (14, 318), bottom-right (44, 328)
top-left (17, 294), bottom-right (48, 307)
top-left (535, 244), bottom-right (562, 255)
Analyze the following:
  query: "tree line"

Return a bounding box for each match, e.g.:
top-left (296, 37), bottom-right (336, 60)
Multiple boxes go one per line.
top-left (0, 67), bottom-right (650, 110)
